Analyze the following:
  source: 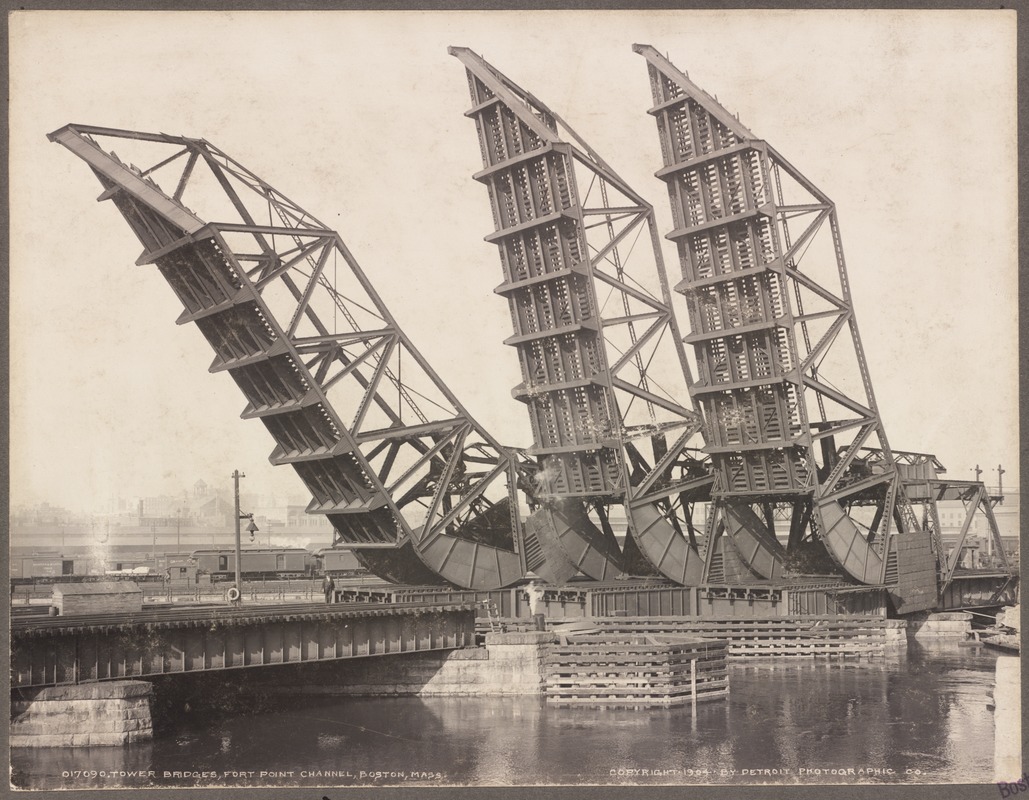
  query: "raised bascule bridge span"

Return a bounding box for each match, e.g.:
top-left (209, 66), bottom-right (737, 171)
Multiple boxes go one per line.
top-left (450, 47), bottom-right (785, 587)
top-left (48, 124), bottom-right (576, 591)
top-left (628, 44), bottom-right (1015, 613)
top-left (49, 44), bottom-right (1015, 614)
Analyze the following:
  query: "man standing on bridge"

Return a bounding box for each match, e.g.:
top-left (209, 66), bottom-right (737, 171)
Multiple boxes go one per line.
top-left (322, 573), bottom-right (335, 604)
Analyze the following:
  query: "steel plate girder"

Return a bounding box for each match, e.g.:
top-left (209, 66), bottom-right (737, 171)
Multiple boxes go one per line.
top-left (11, 607), bottom-right (476, 689)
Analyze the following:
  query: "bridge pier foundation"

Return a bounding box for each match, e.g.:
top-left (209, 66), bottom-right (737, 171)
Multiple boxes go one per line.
top-left (908, 612), bottom-right (973, 640)
top-left (11, 681), bottom-right (153, 748)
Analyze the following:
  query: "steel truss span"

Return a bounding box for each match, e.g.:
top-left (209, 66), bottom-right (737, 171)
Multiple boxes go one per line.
top-left (51, 124), bottom-right (548, 590)
top-left (452, 48), bottom-right (785, 586)
top-left (632, 45), bottom-right (981, 612)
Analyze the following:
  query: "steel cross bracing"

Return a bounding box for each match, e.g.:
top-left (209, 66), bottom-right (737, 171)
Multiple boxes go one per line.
top-left (633, 46), bottom-right (934, 605)
top-left (860, 448), bottom-right (1013, 604)
top-left (452, 49), bottom-right (782, 586)
top-left (50, 123), bottom-right (544, 591)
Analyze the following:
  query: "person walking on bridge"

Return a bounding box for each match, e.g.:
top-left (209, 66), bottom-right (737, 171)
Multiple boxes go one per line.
top-left (322, 573), bottom-right (335, 604)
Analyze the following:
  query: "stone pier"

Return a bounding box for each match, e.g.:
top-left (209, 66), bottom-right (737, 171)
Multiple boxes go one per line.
top-left (884, 619), bottom-right (908, 646)
top-left (11, 681), bottom-right (154, 748)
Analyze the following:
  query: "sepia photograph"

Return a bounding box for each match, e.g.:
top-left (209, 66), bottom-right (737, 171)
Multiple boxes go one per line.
top-left (6, 6), bottom-right (1021, 796)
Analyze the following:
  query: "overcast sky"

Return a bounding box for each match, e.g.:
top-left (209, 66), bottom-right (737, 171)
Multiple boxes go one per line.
top-left (9, 9), bottom-right (1017, 512)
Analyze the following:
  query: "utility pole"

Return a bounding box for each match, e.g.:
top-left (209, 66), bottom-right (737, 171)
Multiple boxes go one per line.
top-left (233, 470), bottom-right (244, 602)
top-left (972, 464), bottom-right (983, 483)
top-left (996, 464), bottom-right (1005, 504)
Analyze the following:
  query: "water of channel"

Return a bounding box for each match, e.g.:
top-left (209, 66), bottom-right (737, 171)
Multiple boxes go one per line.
top-left (10, 638), bottom-right (1002, 789)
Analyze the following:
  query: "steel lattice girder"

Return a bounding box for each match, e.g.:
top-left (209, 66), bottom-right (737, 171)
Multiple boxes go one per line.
top-left (452, 48), bottom-right (794, 587)
top-left (882, 451), bottom-right (1012, 579)
top-left (50, 123), bottom-right (542, 590)
top-left (633, 45), bottom-right (934, 595)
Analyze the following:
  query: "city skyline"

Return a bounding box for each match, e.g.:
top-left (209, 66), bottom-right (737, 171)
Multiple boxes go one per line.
top-left (11, 466), bottom-right (1023, 521)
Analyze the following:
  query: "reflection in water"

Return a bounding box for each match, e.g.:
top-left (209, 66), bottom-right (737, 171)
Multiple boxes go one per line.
top-left (11, 640), bottom-right (1000, 788)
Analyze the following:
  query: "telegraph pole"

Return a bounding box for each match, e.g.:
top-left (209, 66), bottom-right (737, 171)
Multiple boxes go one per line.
top-left (996, 464), bottom-right (1005, 504)
top-left (233, 470), bottom-right (244, 602)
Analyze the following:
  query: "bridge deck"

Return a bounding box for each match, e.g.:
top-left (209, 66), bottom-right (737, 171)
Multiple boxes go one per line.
top-left (11, 602), bottom-right (477, 689)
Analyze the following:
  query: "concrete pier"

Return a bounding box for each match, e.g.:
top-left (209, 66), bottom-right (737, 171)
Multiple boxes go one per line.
top-left (246, 632), bottom-right (558, 698)
top-left (11, 681), bottom-right (153, 748)
top-left (908, 611), bottom-right (973, 639)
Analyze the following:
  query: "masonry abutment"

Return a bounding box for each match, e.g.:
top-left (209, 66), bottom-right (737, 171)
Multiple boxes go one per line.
top-left (11, 680), bottom-right (154, 748)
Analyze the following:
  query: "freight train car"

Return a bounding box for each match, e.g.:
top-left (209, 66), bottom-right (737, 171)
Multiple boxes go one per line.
top-left (10, 553), bottom-right (166, 585)
top-left (315, 548), bottom-right (366, 578)
top-left (191, 547), bottom-right (315, 580)
top-left (11, 554), bottom-right (92, 580)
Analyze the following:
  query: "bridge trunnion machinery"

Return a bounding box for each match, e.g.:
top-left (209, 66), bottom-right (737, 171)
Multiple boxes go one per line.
top-left (632, 45), bottom-right (1016, 613)
top-left (50, 124), bottom-right (568, 590)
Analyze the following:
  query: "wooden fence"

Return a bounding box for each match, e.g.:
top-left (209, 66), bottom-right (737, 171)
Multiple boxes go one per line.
top-left (584, 616), bottom-right (888, 659)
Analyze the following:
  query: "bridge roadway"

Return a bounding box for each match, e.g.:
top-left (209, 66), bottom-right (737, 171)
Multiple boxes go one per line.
top-left (11, 601), bottom-right (477, 690)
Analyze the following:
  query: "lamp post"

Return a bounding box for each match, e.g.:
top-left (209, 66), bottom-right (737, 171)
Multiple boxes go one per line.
top-left (231, 470), bottom-right (260, 605)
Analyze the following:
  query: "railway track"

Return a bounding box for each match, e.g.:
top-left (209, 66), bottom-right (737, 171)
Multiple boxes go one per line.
top-left (11, 600), bottom-right (479, 637)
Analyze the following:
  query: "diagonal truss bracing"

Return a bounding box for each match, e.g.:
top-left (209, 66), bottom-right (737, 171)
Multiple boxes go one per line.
top-left (634, 45), bottom-right (936, 604)
top-left (50, 123), bottom-right (538, 590)
top-left (863, 449), bottom-right (1011, 607)
top-left (452, 48), bottom-right (783, 585)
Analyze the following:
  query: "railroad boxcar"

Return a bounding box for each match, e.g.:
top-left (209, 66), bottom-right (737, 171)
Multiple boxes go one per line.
top-left (191, 547), bottom-right (314, 580)
top-left (25, 555), bottom-right (88, 578)
top-left (10, 554), bottom-right (104, 584)
top-left (316, 548), bottom-right (367, 577)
